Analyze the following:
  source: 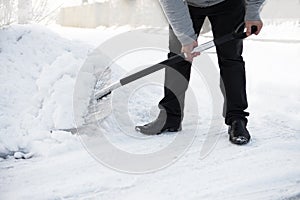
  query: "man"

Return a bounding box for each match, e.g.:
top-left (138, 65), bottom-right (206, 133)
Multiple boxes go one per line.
top-left (136, 0), bottom-right (264, 145)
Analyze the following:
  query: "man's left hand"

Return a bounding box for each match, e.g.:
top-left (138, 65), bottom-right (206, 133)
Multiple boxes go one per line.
top-left (245, 20), bottom-right (263, 36)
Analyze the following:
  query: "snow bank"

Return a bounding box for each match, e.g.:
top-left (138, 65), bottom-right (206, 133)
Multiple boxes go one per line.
top-left (0, 24), bottom-right (94, 158)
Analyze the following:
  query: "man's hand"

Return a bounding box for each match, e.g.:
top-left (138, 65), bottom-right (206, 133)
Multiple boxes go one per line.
top-left (181, 40), bottom-right (200, 62)
top-left (245, 20), bottom-right (263, 36)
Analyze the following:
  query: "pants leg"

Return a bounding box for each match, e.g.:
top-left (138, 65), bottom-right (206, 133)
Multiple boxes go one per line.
top-left (158, 14), bottom-right (205, 126)
top-left (159, 0), bottom-right (250, 126)
top-left (207, 0), bottom-right (249, 125)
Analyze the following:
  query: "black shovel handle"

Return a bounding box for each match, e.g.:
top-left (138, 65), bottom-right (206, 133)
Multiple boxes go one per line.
top-left (214, 25), bottom-right (257, 46)
top-left (120, 25), bottom-right (257, 86)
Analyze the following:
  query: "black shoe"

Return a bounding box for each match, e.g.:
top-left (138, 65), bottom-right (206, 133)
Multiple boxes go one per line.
top-left (228, 119), bottom-right (251, 145)
top-left (135, 111), bottom-right (181, 135)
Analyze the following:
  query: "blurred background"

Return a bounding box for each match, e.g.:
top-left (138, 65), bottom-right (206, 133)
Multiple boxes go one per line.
top-left (1, 0), bottom-right (300, 28)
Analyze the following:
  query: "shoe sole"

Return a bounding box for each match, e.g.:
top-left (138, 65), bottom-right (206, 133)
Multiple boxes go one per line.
top-left (135, 126), bottom-right (182, 135)
top-left (229, 136), bottom-right (250, 145)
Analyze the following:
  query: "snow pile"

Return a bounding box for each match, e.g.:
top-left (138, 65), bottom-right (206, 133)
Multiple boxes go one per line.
top-left (0, 24), bottom-right (94, 158)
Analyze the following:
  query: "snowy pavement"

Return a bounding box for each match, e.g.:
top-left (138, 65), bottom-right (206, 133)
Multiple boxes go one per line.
top-left (0, 23), bottom-right (300, 199)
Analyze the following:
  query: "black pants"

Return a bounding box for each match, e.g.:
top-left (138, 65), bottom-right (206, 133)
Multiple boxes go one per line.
top-left (158, 0), bottom-right (249, 126)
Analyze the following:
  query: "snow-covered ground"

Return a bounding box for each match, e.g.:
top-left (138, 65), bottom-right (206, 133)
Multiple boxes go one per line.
top-left (0, 22), bottom-right (300, 199)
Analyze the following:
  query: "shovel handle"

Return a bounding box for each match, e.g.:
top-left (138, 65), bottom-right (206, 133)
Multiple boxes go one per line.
top-left (120, 25), bottom-right (258, 86)
top-left (194, 25), bottom-right (257, 52)
top-left (120, 54), bottom-right (184, 86)
top-left (96, 25), bottom-right (257, 100)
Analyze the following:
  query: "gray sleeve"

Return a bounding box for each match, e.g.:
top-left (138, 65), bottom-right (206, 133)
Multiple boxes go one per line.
top-left (245, 0), bottom-right (265, 21)
top-left (159, 0), bottom-right (197, 45)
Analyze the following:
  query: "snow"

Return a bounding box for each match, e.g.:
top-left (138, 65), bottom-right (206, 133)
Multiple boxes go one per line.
top-left (0, 24), bottom-right (92, 158)
top-left (0, 22), bottom-right (300, 199)
top-left (255, 21), bottom-right (300, 41)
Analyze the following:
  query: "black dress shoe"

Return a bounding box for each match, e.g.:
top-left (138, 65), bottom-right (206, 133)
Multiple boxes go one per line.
top-left (228, 119), bottom-right (251, 145)
top-left (135, 111), bottom-right (181, 135)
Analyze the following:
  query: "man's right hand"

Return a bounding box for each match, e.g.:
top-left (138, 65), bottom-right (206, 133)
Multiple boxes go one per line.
top-left (245, 20), bottom-right (263, 36)
top-left (181, 40), bottom-right (200, 62)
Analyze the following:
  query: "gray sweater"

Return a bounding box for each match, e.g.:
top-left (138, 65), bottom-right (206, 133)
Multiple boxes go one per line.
top-left (159, 0), bottom-right (265, 45)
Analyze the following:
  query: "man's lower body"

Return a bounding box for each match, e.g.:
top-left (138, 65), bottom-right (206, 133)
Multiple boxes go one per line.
top-left (136, 0), bottom-right (251, 144)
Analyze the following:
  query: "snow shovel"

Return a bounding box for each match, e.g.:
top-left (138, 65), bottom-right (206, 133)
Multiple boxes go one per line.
top-left (58, 24), bottom-right (257, 133)
top-left (95, 25), bottom-right (258, 101)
